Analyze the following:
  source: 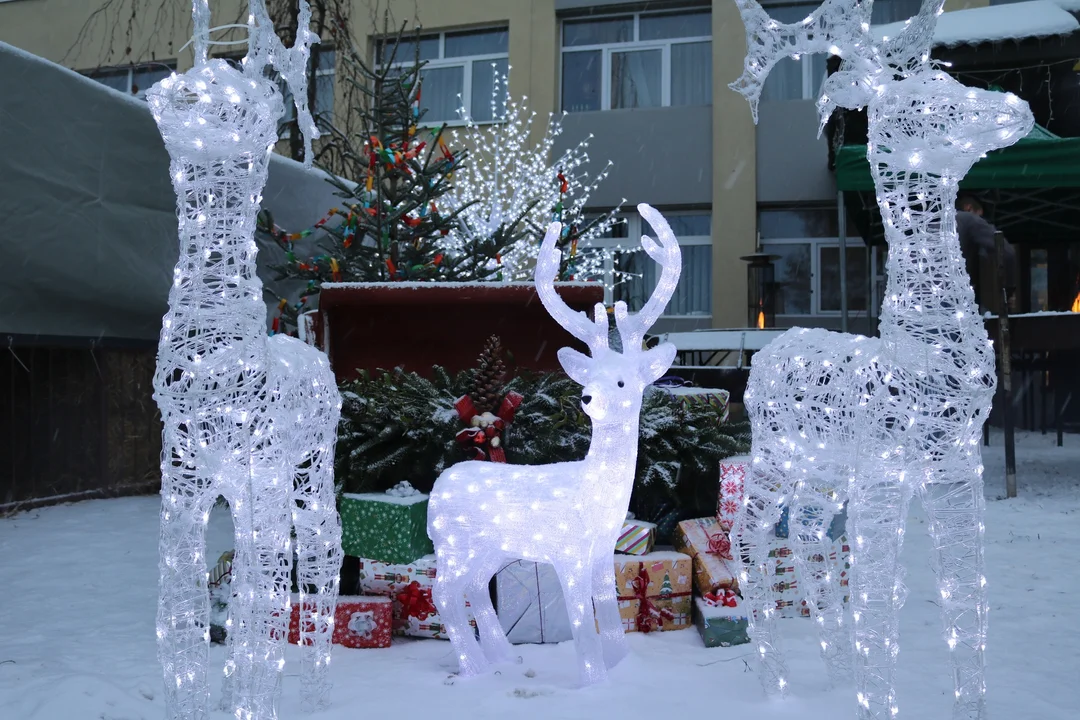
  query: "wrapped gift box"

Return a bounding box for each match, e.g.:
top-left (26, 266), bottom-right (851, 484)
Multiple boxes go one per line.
top-left (693, 593), bottom-right (749, 648)
top-left (673, 517), bottom-right (740, 596)
top-left (770, 537), bottom-right (850, 618)
top-left (615, 518), bottom-right (657, 556)
top-left (339, 490), bottom-right (433, 564)
top-left (495, 560), bottom-right (573, 645)
top-left (288, 595), bottom-right (392, 649)
top-left (356, 554), bottom-right (472, 639)
top-left (614, 552), bottom-right (693, 633)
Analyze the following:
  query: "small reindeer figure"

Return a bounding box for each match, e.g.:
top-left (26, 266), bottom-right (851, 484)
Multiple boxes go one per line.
top-left (427, 203), bottom-right (681, 686)
top-left (728, 2), bottom-right (1033, 719)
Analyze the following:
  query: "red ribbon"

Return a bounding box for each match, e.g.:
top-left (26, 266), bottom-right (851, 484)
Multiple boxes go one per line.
top-left (617, 566), bottom-right (690, 633)
top-left (707, 530), bottom-right (734, 561)
top-left (394, 581), bottom-right (436, 629)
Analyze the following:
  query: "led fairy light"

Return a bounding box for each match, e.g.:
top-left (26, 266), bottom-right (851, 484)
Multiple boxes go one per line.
top-left (147, 2), bottom-right (342, 719)
top-left (728, 1), bottom-right (1032, 718)
top-left (441, 67), bottom-right (629, 283)
top-left (427, 204), bottom-right (680, 685)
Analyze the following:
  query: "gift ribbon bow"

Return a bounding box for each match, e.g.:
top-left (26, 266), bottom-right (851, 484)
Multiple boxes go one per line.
top-left (395, 581), bottom-right (437, 628)
top-left (703, 588), bottom-right (739, 609)
top-left (617, 566), bottom-right (691, 633)
top-left (453, 392), bottom-right (524, 463)
top-left (707, 530), bottom-right (734, 561)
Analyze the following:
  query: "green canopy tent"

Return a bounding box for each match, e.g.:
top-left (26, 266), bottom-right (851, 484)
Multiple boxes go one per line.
top-left (831, 123), bottom-right (1080, 329)
top-left (834, 124), bottom-right (1080, 193)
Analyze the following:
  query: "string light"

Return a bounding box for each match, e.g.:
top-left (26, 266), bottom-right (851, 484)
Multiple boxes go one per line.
top-left (427, 204), bottom-right (681, 685)
top-left (729, 1), bottom-right (1032, 718)
top-left (147, 3), bottom-right (342, 719)
top-left (440, 67), bottom-right (629, 284)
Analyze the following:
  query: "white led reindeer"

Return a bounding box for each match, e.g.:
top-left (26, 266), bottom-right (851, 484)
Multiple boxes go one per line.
top-left (148, 3), bottom-right (342, 719)
top-left (428, 203), bottom-right (680, 686)
top-left (728, 1), bottom-right (1032, 718)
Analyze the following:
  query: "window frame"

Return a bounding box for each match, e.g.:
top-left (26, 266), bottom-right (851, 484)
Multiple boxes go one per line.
top-left (759, 235), bottom-right (874, 317)
top-left (85, 61), bottom-right (177, 100)
top-left (581, 211), bottom-right (713, 319)
top-left (380, 27), bottom-right (510, 127)
top-left (559, 10), bottom-right (712, 112)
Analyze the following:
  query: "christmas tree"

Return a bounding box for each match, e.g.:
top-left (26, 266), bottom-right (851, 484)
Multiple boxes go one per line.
top-left (659, 571), bottom-right (674, 597)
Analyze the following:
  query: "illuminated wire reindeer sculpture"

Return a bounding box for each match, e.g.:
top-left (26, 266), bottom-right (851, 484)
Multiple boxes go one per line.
top-left (728, 1), bottom-right (1032, 718)
top-left (147, 2), bottom-right (342, 718)
top-left (428, 204), bottom-right (680, 686)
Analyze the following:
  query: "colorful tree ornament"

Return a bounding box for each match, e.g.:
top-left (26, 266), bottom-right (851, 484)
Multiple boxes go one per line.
top-left (728, 2), bottom-right (1033, 719)
top-left (146, 2), bottom-right (342, 718)
top-left (427, 204), bottom-right (681, 685)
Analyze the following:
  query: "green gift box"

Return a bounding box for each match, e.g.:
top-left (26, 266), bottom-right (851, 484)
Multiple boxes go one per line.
top-left (693, 595), bottom-right (749, 648)
top-left (339, 491), bottom-right (433, 564)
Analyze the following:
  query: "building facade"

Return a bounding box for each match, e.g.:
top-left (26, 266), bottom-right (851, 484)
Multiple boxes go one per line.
top-left (0, 0), bottom-right (989, 332)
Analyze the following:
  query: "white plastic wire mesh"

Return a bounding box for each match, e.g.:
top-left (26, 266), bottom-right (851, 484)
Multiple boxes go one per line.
top-left (147, 3), bottom-right (342, 719)
top-left (427, 204), bottom-right (680, 686)
top-left (728, 1), bottom-right (1033, 718)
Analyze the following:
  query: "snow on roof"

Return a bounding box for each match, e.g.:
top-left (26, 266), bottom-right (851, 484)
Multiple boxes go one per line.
top-left (874, 1), bottom-right (1079, 48)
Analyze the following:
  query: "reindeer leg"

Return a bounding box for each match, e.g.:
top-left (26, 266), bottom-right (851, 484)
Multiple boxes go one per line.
top-left (591, 553), bottom-right (627, 669)
top-left (224, 475), bottom-right (293, 720)
top-left (433, 549), bottom-right (489, 677)
top-left (290, 422), bottom-right (342, 712)
top-left (555, 558), bottom-right (607, 686)
top-left (848, 466), bottom-right (913, 720)
top-left (790, 498), bottom-right (851, 684)
top-left (917, 465), bottom-right (988, 720)
top-left (157, 476), bottom-right (214, 720)
top-left (466, 554), bottom-right (516, 665)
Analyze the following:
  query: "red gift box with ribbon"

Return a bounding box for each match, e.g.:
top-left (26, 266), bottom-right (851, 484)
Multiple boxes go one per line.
top-left (613, 552), bottom-right (693, 633)
top-left (287, 595), bottom-right (392, 649)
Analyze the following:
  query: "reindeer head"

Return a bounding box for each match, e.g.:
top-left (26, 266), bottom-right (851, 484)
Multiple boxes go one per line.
top-left (535, 204), bottom-right (681, 426)
top-left (730, 0), bottom-right (949, 132)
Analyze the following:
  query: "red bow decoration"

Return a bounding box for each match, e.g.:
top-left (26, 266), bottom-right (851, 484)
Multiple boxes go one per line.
top-left (453, 392), bottom-right (524, 463)
top-left (707, 530), bottom-right (734, 561)
top-left (627, 567), bottom-right (673, 633)
top-left (703, 588), bottom-right (739, 609)
top-left (394, 581), bottom-right (436, 629)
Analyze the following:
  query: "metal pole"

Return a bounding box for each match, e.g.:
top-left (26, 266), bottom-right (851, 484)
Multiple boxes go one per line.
top-left (995, 231), bottom-right (1016, 499)
top-left (838, 191), bottom-right (848, 333)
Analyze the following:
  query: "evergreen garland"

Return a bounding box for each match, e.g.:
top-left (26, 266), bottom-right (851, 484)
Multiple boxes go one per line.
top-left (334, 367), bottom-right (751, 520)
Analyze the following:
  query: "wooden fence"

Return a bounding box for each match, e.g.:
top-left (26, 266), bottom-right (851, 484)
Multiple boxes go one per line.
top-left (1, 339), bottom-right (161, 513)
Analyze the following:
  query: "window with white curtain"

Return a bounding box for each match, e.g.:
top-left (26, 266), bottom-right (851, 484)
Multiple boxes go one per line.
top-left (759, 3), bottom-right (827, 102)
top-left (86, 61), bottom-right (176, 100)
top-left (560, 9), bottom-right (712, 112)
top-left (759, 207), bottom-right (871, 317)
top-left (580, 212), bottom-right (712, 317)
top-left (378, 27), bottom-right (509, 124)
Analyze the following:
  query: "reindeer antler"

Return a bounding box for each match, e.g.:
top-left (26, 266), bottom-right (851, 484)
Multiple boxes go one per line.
top-left (731, 0), bottom-right (946, 132)
top-left (614, 204), bottom-right (682, 352)
top-left (536, 222), bottom-right (609, 354)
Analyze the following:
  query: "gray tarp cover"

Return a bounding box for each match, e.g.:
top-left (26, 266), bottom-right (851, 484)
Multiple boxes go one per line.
top-left (0, 41), bottom-right (341, 341)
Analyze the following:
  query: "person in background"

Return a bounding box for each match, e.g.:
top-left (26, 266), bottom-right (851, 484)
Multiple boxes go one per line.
top-left (956, 193), bottom-right (1017, 311)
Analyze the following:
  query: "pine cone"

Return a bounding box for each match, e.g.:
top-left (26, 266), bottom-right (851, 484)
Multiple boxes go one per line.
top-left (470, 335), bottom-right (507, 414)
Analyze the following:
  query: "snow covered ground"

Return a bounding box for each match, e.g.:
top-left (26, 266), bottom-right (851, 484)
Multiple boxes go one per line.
top-left (1, 430), bottom-right (1076, 719)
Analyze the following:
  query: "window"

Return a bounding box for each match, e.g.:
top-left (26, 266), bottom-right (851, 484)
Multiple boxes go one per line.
top-left (759, 207), bottom-right (870, 316)
top-left (869, 0), bottom-right (923, 24)
top-left (378, 27), bottom-right (509, 124)
top-left (582, 212), bottom-right (712, 317)
top-left (560, 10), bottom-right (712, 112)
top-left (759, 3), bottom-right (826, 102)
top-left (86, 62), bottom-right (176, 99)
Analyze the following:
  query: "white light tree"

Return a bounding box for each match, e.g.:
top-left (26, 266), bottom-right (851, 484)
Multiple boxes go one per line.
top-left (440, 67), bottom-right (631, 284)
